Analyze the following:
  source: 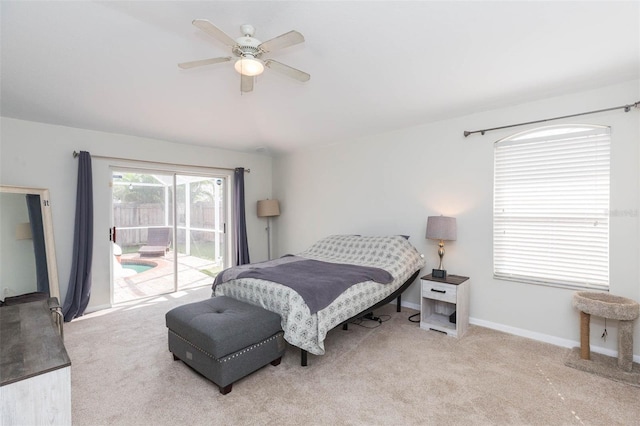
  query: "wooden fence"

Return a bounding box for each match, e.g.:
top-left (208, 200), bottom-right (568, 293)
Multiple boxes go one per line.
top-left (113, 202), bottom-right (221, 246)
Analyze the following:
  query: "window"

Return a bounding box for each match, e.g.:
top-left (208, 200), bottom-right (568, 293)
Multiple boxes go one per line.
top-left (493, 125), bottom-right (610, 290)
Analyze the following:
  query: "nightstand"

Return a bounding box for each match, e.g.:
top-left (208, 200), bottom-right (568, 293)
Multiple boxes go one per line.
top-left (420, 274), bottom-right (470, 338)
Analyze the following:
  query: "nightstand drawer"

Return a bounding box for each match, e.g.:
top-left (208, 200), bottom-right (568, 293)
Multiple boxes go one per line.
top-left (421, 280), bottom-right (457, 303)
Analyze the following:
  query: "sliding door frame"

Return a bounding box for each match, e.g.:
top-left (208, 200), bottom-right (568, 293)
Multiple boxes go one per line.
top-left (109, 163), bottom-right (232, 304)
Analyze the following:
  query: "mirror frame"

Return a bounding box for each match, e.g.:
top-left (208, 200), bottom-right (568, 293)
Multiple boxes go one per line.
top-left (0, 185), bottom-right (60, 301)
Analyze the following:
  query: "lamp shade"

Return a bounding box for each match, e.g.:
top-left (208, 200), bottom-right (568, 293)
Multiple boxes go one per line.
top-left (257, 199), bottom-right (280, 217)
top-left (15, 222), bottom-right (32, 240)
top-left (235, 57), bottom-right (264, 76)
top-left (426, 216), bottom-right (457, 241)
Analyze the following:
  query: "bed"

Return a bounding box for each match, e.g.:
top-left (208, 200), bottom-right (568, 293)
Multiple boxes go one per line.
top-left (212, 234), bottom-right (425, 364)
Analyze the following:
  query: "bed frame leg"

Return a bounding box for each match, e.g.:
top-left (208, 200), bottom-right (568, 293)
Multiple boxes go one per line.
top-left (397, 295), bottom-right (402, 312)
top-left (301, 349), bottom-right (308, 367)
top-left (343, 323), bottom-right (348, 331)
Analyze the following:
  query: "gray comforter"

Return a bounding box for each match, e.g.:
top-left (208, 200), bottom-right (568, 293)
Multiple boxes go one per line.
top-left (213, 256), bottom-right (393, 314)
top-left (213, 235), bottom-right (426, 355)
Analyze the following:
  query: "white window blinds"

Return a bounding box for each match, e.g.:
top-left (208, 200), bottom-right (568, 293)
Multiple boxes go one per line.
top-left (493, 125), bottom-right (610, 290)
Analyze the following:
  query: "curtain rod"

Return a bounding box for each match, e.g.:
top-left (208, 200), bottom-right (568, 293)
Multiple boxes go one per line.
top-left (72, 151), bottom-right (250, 173)
top-left (463, 100), bottom-right (640, 137)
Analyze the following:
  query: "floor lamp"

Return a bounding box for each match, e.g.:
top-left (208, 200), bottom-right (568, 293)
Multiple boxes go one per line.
top-left (257, 199), bottom-right (280, 260)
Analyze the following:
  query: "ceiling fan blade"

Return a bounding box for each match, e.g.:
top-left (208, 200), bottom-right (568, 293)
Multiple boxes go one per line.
top-left (264, 59), bottom-right (310, 82)
top-left (259, 30), bottom-right (304, 53)
top-left (241, 74), bottom-right (254, 93)
top-left (192, 19), bottom-right (237, 47)
top-left (178, 57), bottom-right (231, 69)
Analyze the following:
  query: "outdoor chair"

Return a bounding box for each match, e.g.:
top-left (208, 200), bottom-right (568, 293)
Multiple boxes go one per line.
top-left (138, 227), bottom-right (171, 257)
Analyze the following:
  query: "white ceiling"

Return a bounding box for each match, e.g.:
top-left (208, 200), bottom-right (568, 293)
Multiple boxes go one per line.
top-left (1, 1), bottom-right (638, 155)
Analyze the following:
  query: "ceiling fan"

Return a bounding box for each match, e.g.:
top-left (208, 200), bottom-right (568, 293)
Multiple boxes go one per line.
top-left (179, 20), bottom-right (310, 93)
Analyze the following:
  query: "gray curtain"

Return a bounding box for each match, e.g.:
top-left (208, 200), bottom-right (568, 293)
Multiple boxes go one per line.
top-left (233, 168), bottom-right (250, 265)
top-left (63, 151), bottom-right (94, 321)
top-left (26, 194), bottom-right (49, 294)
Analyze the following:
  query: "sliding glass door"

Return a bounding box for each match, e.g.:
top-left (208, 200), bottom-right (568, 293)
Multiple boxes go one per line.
top-left (111, 170), bottom-right (227, 303)
top-left (174, 175), bottom-right (226, 290)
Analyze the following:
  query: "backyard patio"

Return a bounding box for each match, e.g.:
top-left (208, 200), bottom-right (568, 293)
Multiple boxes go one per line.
top-left (113, 251), bottom-right (221, 304)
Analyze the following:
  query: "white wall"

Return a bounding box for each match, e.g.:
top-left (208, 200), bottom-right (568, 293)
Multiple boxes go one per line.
top-left (0, 118), bottom-right (275, 312)
top-left (273, 79), bottom-right (640, 358)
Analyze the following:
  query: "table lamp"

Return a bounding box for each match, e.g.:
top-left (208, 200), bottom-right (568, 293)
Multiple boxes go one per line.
top-left (426, 215), bottom-right (457, 278)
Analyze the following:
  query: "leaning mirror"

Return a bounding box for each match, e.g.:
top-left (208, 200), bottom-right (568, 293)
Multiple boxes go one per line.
top-left (0, 185), bottom-right (60, 301)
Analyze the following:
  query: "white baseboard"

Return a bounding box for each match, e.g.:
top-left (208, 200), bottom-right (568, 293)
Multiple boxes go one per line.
top-left (84, 303), bottom-right (111, 314)
top-left (393, 299), bottom-right (640, 363)
top-left (470, 317), bottom-right (640, 364)
top-left (87, 298), bottom-right (640, 363)
top-left (393, 299), bottom-right (420, 312)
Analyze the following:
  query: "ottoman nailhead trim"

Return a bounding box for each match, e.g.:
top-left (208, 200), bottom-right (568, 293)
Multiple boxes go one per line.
top-left (219, 332), bottom-right (283, 363)
top-left (169, 329), bottom-right (284, 364)
top-left (169, 329), bottom-right (217, 359)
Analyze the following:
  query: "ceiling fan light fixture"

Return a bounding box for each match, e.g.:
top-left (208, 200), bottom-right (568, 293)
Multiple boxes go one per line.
top-left (234, 56), bottom-right (264, 76)
top-left (181, 20), bottom-right (310, 92)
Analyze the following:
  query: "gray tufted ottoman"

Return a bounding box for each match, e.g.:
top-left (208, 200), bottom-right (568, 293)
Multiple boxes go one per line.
top-left (166, 296), bottom-right (285, 394)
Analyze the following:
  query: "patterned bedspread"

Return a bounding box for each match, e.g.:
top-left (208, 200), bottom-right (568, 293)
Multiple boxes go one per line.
top-left (212, 235), bottom-right (425, 355)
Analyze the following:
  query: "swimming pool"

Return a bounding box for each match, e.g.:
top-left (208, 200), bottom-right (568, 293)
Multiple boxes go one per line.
top-left (121, 260), bottom-right (157, 274)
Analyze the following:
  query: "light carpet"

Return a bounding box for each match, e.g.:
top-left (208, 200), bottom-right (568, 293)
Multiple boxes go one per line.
top-left (64, 286), bottom-right (640, 425)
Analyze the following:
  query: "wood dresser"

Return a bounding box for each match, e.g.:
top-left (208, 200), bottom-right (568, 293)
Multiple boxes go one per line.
top-left (1, 298), bottom-right (71, 425)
